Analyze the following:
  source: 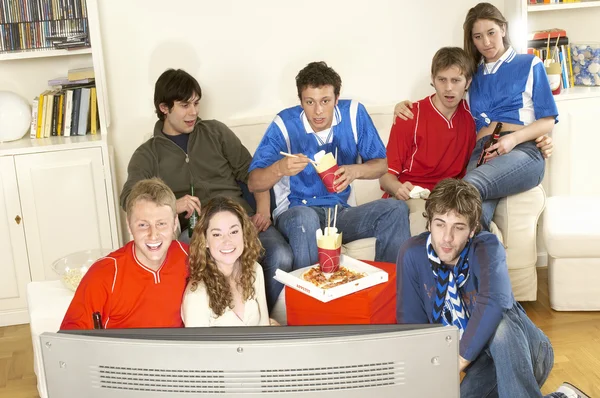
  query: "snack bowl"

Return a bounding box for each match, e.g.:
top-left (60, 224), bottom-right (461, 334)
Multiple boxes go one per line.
top-left (51, 248), bottom-right (112, 291)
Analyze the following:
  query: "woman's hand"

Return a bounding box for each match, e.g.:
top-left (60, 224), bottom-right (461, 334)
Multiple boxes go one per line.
top-left (485, 134), bottom-right (518, 160)
top-left (536, 135), bottom-right (553, 159)
top-left (393, 100), bottom-right (414, 123)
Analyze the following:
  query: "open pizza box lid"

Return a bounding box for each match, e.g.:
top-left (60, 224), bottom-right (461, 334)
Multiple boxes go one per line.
top-left (274, 255), bottom-right (388, 303)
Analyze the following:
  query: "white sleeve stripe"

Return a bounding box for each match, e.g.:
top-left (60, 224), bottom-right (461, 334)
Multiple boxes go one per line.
top-left (407, 103), bottom-right (420, 172)
top-left (388, 167), bottom-right (401, 175)
top-left (274, 115), bottom-right (291, 153)
top-left (349, 100), bottom-right (359, 146)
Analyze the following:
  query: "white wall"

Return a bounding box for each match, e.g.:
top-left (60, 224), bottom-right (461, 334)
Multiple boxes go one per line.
top-left (95, 0), bottom-right (503, 239)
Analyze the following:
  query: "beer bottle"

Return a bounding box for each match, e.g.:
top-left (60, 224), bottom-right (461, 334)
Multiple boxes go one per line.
top-left (188, 184), bottom-right (198, 239)
top-left (92, 312), bottom-right (104, 329)
top-left (476, 122), bottom-right (503, 167)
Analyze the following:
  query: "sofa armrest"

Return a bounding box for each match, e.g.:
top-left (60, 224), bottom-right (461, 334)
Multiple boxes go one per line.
top-left (493, 185), bottom-right (546, 301)
top-left (493, 185), bottom-right (546, 270)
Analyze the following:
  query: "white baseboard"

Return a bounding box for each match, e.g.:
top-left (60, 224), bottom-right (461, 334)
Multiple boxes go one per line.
top-left (0, 309), bottom-right (30, 327)
top-left (536, 251), bottom-right (548, 268)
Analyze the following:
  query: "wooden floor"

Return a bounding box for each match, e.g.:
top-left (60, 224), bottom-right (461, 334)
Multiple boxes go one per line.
top-left (0, 268), bottom-right (599, 398)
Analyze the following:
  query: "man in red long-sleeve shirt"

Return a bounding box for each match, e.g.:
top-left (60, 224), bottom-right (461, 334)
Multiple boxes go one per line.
top-left (61, 178), bottom-right (188, 330)
top-left (380, 47), bottom-right (476, 200)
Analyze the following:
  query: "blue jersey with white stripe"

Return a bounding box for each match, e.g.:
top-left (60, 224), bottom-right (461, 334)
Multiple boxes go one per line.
top-left (469, 47), bottom-right (558, 132)
top-left (249, 99), bottom-right (386, 220)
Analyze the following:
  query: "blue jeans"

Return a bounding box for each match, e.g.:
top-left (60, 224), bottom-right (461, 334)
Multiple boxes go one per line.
top-left (461, 304), bottom-right (565, 398)
top-left (181, 226), bottom-right (293, 312)
top-left (463, 133), bottom-right (545, 230)
top-left (257, 226), bottom-right (294, 311)
top-left (275, 199), bottom-right (411, 269)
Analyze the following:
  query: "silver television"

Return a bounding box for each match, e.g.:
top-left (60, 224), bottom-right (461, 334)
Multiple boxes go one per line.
top-left (41, 324), bottom-right (459, 397)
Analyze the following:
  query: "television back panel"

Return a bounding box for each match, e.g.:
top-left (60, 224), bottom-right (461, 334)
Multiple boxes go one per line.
top-left (42, 326), bottom-right (459, 397)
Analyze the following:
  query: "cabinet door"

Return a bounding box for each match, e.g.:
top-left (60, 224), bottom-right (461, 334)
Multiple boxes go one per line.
top-left (15, 147), bottom-right (114, 282)
top-left (0, 157), bottom-right (31, 318)
top-left (550, 97), bottom-right (600, 196)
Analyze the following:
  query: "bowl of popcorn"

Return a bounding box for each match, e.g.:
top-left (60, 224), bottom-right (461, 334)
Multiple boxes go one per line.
top-left (51, 248), bottom-right (112, 291)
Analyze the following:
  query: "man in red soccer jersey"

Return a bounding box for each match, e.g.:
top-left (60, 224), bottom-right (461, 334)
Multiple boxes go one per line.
top-left (61, 178), bottom-right (189, 330)
top-left (380, 47), bottom-right (476, 200)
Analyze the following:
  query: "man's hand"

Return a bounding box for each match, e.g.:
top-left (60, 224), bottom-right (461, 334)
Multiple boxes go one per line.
top-left (393, 100), bottom-right (415, 124)
top-left (459, 356), bottom-right (471, 373)
top-left (251, 212), bottom-right (271, 232)
top-left (277, 154), bottom-right (311, 177)
top-left (393, 181), bottom-right (414, 201)
top-left (176, 194), bottom-right (201, 218)
top-left (485, 134), bottom-right (518, 161)
top-left (333, 164), bottom-right (361, 192)
top-left (536, 135), bottom-right (553, 159)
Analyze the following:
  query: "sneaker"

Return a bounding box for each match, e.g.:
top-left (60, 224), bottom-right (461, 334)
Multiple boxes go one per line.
top-left (555, 382), bottom-right (591, 398)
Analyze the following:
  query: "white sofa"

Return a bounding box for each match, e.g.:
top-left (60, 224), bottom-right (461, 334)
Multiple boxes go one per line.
top-left (229, 110), bottom-right (546, 302)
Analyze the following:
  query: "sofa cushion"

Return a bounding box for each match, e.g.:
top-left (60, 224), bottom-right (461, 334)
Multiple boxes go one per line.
top-left (544, 196), bottom-right (600, 258)
top-left (342, 238), bottom-right (376, 261)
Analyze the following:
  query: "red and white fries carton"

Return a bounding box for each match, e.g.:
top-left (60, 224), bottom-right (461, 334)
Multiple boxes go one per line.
top-left (274, 255), bottom-right (389, 303)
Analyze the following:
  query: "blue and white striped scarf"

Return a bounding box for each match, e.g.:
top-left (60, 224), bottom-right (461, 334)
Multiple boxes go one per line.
top-left (427, 233), bottom-right (471, 339)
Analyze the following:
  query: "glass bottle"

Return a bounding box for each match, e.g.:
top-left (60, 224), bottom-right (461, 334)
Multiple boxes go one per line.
top-left (476, 122), bottom-right (503, 167)
top-left (188, 183), bottom-right (198, 239)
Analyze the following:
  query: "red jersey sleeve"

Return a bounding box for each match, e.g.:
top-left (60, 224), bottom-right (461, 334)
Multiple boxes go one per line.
top-left (386, 115), bottom-right (416, 176)
top-left (60, 259), bottom-right (114, 330)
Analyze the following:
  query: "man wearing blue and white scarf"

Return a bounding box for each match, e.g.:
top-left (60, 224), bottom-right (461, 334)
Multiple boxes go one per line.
top-left (397, 178), bottom-right (588, 398)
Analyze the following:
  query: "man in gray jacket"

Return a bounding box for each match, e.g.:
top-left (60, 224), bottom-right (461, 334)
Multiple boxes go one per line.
top-left (120, 69), bottom-right (293, 311)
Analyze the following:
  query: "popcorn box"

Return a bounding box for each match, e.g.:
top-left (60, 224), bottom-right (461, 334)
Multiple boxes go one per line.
top-left (570, 43), bottom-right (600, 86)
top-left (274, 255), bottom-right (389, 303)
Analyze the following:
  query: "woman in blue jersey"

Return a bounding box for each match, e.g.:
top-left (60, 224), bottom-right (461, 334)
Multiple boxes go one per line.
top-left (394, 2), bottom-right (557, 230)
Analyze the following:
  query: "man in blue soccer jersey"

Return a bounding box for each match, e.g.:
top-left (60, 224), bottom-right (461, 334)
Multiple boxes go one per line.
top-left (397, 178), bottom-right (589, 398)
top-left (248, 61), bottom-right (410, 269)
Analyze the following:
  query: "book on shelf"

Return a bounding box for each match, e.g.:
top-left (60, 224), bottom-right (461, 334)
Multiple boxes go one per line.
top-left (77, 87), bottom-right (91, 136)
top-left (63, 90), bottom-right (74, 137)
top-left (90, 87), bottom-right (98, 135)
top-left (528, 29), bottom-right (567, 41)
top-left (29, 97), bottom-right (39, 139)
top-left (48, 76), bottom-right (95, 87)
top-left (67, 67), bottom-right (95, 81)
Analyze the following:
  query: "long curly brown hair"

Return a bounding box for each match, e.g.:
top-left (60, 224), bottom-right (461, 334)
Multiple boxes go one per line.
top-left (187, 196), bottom-right (264, 316)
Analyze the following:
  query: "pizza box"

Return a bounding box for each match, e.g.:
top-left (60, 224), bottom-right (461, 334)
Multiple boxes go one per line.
top-left (274, 255), bottom-right (389, 303)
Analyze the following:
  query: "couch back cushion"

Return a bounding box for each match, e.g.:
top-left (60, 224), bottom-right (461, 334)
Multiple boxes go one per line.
top-left (229, 110), bottom-right (394, 206)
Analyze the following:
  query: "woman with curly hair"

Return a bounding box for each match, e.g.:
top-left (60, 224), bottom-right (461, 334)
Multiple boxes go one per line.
top-left (181, 196), bottom-right (271, 326)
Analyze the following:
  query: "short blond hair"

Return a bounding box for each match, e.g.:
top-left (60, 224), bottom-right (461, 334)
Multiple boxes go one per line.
top-left (125, 178), bottom-right (176, 218)
top-left (425, 179), bottom-right (482, 234)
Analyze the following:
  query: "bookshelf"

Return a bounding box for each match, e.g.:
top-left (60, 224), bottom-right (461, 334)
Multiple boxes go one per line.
top-left (0, 47), bottom-right (92, 61)
top-left (0, 0), bottom-right (121, 327)
top-left (528, 0), bottom-right (600, 12)
top-left (505, 0), bottom-right (600, 100)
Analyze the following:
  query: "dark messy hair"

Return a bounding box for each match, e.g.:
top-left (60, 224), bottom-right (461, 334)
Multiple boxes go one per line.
top-left (295, 61), bottom-right (342, 101)
top-left (154, 68), bottom-right (202, 121)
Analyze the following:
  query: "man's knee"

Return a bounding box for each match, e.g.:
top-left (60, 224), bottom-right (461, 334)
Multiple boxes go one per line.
top-left (268, 244), bottom-right (294, 273)
top-left (278, 206), bottom-right (320, 233)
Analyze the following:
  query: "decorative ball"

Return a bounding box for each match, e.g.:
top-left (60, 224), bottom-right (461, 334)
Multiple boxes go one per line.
top-left (0, 91), bottom-right (32, 142)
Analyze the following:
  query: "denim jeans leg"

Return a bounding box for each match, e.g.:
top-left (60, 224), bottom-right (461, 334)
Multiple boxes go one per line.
top-left (335, 199), bottom-right (410, 263)
top-left (486, 305), bottom-right (556, 397)
top-left (481, 198), bottom-right (500, 231)
top-left (275, 206), bottom-right (320, 270)
top-left (461, 349), bottom-right (499, 398)
top-left (464, 138), bottom-right (545, 201)
top-left (258, 226), bottom-right (294, 311)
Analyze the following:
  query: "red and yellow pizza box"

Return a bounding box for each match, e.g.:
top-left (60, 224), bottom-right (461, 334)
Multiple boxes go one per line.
top-left (274, 255), bottom-right (388, 303)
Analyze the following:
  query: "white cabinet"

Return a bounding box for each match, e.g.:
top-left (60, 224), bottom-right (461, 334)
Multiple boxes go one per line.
top-left (0, 146), bottom-right (118, 326)
top-left (0, 0), bottom-right (121, 326)
top-left (0, 158), bottom-right (31, 325)
top-left (547, 95), bottom-right (600, 197)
